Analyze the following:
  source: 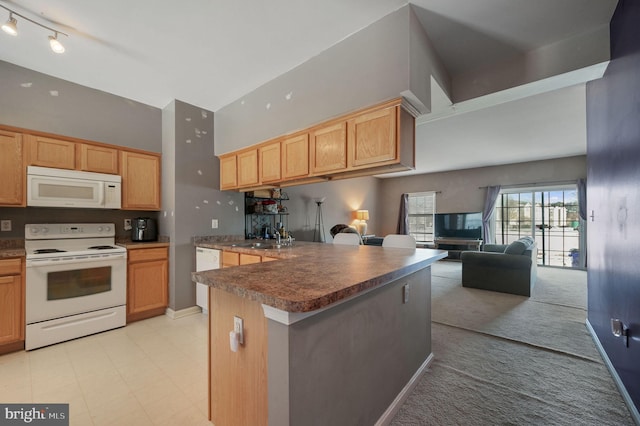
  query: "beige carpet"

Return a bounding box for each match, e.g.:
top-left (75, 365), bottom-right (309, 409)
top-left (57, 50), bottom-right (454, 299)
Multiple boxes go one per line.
top-left (431, 263), bottom-right (597, 362)
top-left (390, 261), bottom-right (635, 425)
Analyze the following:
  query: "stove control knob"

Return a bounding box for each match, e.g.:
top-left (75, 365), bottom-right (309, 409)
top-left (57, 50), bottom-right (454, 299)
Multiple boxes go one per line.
top-left (41, 227), bottom-right (49, 234)
top-left (30, 227), bottom-right (39, 234)
top-left (98, 226), bottom-right (103, 232)
top-left (104, 226), bottom-right (111, 232)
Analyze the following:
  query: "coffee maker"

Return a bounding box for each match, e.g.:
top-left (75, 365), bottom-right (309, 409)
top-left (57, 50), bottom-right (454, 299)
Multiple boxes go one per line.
top-left (131, 217), bottom-right (158, 242)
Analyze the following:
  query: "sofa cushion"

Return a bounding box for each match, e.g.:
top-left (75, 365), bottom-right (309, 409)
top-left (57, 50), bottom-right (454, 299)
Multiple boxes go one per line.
top-left (504, 237), bottom-right (534, 255)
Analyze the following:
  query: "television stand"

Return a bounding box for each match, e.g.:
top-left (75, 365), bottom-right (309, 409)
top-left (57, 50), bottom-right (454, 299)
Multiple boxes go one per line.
top-left (434, 238), bottom-right (483, 260)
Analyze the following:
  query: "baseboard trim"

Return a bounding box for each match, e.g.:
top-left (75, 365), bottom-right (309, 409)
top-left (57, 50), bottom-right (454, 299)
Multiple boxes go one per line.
top-left (165, 306), bottom-right (203, 319)
top-left (375, 352), bottom-right (435, 426)
top-left (586, 319), bottom-right (640, 425)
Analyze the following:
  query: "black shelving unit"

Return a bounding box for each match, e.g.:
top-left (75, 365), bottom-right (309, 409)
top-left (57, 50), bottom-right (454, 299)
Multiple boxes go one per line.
top-left (244, 192), bottom-right (289, 239)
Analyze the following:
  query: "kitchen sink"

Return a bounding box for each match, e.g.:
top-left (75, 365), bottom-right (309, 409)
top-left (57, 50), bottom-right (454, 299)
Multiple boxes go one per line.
top-left (230, 242), bottom-right (288, 250)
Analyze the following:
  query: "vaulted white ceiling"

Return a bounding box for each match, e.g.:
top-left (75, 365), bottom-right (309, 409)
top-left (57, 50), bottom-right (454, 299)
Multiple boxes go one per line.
top-left (0, 0), bottom-right (618, 174)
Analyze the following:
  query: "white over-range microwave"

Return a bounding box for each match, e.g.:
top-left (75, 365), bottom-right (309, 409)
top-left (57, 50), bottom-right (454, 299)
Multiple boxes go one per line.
top-left (27, 166), bottom-right (122, 209)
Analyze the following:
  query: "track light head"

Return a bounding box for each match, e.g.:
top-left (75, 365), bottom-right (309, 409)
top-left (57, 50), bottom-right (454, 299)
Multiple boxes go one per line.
top-left (1, 6), bottom-right (68, 54)
top-left (2, 14), bottom-right (17, 36)
top-left (49, 33), bottom-right (65, 53)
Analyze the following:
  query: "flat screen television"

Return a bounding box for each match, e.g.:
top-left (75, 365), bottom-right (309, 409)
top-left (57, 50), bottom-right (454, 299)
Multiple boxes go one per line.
top-left (435, 212), bottom-right (483, 240)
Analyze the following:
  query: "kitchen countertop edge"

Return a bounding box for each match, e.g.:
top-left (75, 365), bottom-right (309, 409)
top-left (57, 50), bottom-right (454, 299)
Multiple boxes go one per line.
top-left (117, 236), bottom-right (170, 249)
top-left (193, 241), bottom-right (447, 313)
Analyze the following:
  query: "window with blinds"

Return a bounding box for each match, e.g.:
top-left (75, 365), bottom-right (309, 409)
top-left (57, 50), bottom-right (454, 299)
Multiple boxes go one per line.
top-left (408, 192), bottom-right (436, 243)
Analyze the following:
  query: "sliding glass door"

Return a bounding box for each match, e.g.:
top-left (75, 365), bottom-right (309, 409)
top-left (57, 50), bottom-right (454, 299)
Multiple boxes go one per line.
top-left (495, 186), bottom-right (582, 268)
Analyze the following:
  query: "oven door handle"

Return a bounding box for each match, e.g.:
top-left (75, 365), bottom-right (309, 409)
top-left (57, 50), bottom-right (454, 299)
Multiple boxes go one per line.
top-left (26, 253), bottom-right (126, 267)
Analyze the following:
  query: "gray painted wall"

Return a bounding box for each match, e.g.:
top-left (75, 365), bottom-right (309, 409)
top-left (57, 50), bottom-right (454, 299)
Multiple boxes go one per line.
top-left (0, 60), bottom-right (160, 152)
top-left (377, 156), bottom-right (587, 236)
top-left (407, 4), bottom-right (451, 112)
top-left (268, 267), bottom-right (431, 425)
top-left (162, 100), bottom-right (244, 311)
top-left (276, 177), bottom-right (381, 242)
top-left (244, 157), bottom-right (585, 243)
top-left (0, 60), bottom-right (162, 238)
top-left (214, 5), bottom-right (445, 155)
top-left (450, 24), bottom-right (610, 103)
top-left (0, 61), bottom-right (248, 312)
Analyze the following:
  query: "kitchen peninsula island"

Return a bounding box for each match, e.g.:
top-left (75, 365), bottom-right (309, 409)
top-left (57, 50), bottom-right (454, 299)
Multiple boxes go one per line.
top-left (192, 241), bottom-right (446, 425)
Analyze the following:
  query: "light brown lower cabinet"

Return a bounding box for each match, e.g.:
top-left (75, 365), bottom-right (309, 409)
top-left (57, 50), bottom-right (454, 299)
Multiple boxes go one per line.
top-left (222, 251), bottom-right (240, 268)
top-left (208, 250), bottom-right (279, 422)
top-left (222, 251), bottom-right (277, 267)
top-left (0, 257), bottom-right (25, 354)
top-left (209, 287), bottom-right (268, 425)
top-left (127, 247), bottom-right (168, 323)
top-left (240, 253), bottom-right (262, 265)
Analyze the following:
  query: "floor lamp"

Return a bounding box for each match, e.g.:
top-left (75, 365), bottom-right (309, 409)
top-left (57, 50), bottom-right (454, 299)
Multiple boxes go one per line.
top-left (313, 198), bottom-right (326, 243)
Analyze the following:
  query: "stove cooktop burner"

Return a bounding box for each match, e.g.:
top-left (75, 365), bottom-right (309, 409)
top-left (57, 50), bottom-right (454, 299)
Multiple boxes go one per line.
top-left (88, 245), bottom-right (117, 250)
top-left (33, 249), bottom-right (67, 254)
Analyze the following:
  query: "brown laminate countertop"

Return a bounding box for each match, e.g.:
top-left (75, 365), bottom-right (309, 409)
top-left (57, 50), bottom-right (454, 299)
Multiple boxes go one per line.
top-left (0, 239), bottom-right (25, 259)
top-left (116, 236), bottom-right (170, 250)
top-left (0, 248), bottom-right (26, 259)
top-left (192, 241), bottom-right (447, 313)
top-left (117, 241), bottom-right (170, 250)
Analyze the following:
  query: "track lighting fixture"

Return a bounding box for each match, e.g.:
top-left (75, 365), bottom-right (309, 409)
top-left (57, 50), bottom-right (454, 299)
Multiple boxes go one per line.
top-left (49, 32), bottom-right (65, 53)
top-left (0, 5), bottom-right (68, 53)
top-left (2, 13), bottom-right (17, 36)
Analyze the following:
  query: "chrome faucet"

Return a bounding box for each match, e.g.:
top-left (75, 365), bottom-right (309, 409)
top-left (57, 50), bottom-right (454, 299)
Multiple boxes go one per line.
top-left (275, 231), bottom-right (281, 244)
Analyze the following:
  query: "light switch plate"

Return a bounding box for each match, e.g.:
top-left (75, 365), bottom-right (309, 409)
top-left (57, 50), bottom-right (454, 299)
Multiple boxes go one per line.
top-left (1, 220), bottom-right (11, 232)
top-left (212, 219), bottom-right (219, 229)
top-left (234, 316), bottom-right (244, 345)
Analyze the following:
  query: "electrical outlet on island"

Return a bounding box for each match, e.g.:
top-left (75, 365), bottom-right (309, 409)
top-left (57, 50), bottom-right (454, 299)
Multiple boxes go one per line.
top-left (1, 220), bottom-right (11, 232)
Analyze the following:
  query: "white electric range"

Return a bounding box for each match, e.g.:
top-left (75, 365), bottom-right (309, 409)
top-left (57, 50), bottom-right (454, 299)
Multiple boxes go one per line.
top-left (24, 223), bottom-right (127, 350)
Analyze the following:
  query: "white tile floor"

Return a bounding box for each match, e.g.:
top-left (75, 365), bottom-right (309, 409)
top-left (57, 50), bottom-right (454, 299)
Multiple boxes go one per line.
top-left (0, 314), bottom-right (212, 426)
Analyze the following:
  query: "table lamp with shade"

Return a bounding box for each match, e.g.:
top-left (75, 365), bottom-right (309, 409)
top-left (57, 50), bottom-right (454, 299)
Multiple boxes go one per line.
top-left (356, 210), bottom-right (369, 236)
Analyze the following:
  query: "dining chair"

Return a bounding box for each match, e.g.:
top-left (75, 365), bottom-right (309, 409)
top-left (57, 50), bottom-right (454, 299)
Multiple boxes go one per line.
top-left (382, 234), bottom-right (416, 248)
top-left (332, 233), bottom-right (361, 245)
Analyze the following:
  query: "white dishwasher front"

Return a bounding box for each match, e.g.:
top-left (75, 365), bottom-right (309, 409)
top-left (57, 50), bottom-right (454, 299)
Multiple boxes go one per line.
top-left (196, 247), bottom-right (220, 313)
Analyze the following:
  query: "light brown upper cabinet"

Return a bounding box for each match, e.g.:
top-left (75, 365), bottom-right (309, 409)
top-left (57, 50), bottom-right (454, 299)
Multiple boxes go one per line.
top-left (0, 125), bottom-right (163, 209)
top-left (220, 154), bottom-right (238, 190)
top-left (217, 97), bottom-right (414, 191)
top-left (259, 140), bottom-right (281, 183)
top-left (237, 148), bottom-right (259, 188)
top-left (282, 133), bottom-right (309, 179)
top-left (309, 121), bottom-right (347, 175)
top-left (0, 130), bottom-right (25, 206)
top-left (78, 143), bottom-right (119, 174)
top-left (120, 151), bottom-right (161, 210)
top-left (27, 134), bottom-right (120, 174)
top-left (27, 135), bottom-right (76, 170)
top-left (348, 104), bottom-right (397, 168)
